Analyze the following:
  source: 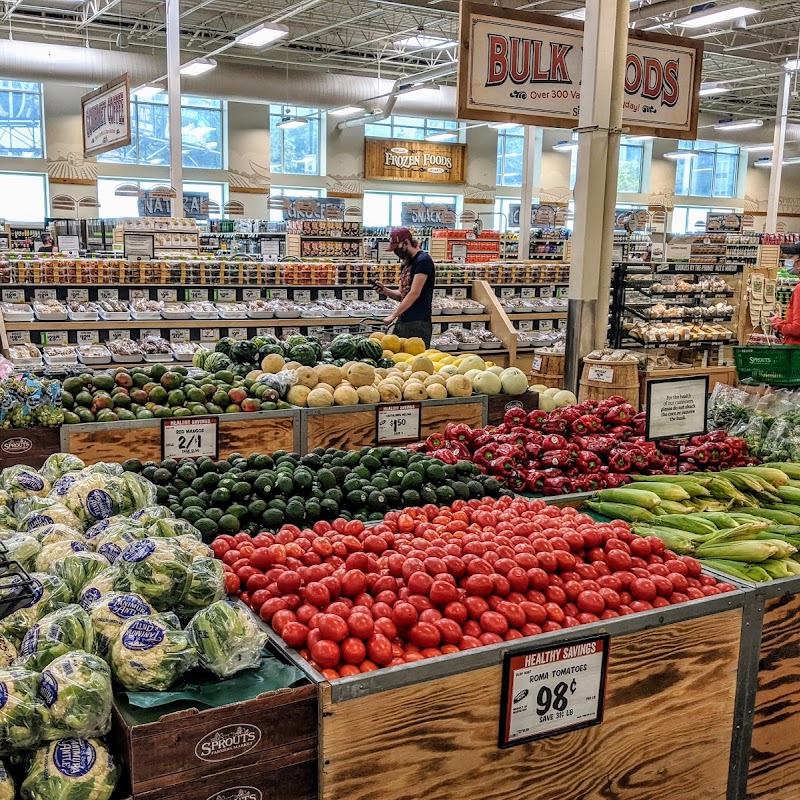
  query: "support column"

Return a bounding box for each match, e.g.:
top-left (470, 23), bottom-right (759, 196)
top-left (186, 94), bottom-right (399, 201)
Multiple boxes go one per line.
top-left (563, 0), bottom-right (630, 393)
top-left (766, 70), bottom-right (791, 233)
top-left (166, 0), bottom-right (183, 214)
top-left (518, 126), bottom-right (536, 262)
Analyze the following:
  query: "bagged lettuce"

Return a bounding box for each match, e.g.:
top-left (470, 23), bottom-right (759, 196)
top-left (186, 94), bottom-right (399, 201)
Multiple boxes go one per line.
top-left (39, 652), bottom-right (112, 739)
top-left (21, 738), bottom-right (119, 800)
top-left (18, 505), bottom-right (82, 535)
top-left (111, 615), bottom-right (197, 690)
top-left (130, 506), bottom-right (173, 526)
top-left (0, 667), bottom-right (45, 753)
top-left (41, 454), bottom-right (86, 484)
top-left (175, 558), bottom-right (225, 619)
top-left (2, 467), bottom-right (50, 503)
top-left (186, 601), bottom-right (267, 678)
top-left (0, 638), bottom-right (15, 669)
top-left (77, 568), bottom-right (126, 612)
top-left (35, 541), bottom-right (88, 574)
top-left (0, 574), bottom-right (71, 646)
top-left (5, 535), bottom-right (40, 571)
top-left (0, 760), bottom-right (14, 800)
top-left (116, 538), bottom-right (190, 610)
top-left (87, 591), bottom-right (153, 658)
top-left (51, 552), bottom-right (110, 598)
top-left (146, 518), bottom-right (202, 540)
top-left (16, 605), bottom-right (95, 671)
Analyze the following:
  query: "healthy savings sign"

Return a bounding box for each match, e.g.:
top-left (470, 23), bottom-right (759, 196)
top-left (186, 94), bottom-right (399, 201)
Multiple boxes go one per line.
top-left (457, 1), bottom-right (702, 139)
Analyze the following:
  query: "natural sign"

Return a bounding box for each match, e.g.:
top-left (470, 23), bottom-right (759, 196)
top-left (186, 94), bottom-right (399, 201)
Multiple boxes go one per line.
top-left (82, 74), bottom-right (131, 158)
top-left (365, 138), bottom-right (467, 183)
top-left (138, 192), bottom-right (210, 220)
top-left (458, 2), bottom-right (703, 139)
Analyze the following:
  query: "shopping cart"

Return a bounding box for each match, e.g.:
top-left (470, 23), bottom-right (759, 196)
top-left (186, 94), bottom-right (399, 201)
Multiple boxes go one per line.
top-left (0, 552), bottom-right (36, 620)
top-left (733, 344), bottom-right (800, 387)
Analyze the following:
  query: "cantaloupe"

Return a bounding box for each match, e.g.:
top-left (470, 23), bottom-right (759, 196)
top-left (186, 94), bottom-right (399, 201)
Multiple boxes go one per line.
top-left (316, 382), bottom-right (335, 395)
top-left (446, 374), bottom-right (473, 398)
top-left (333, 385), bottom-right (359, 406)
top-left (464, 369), bottom-right (483, 384)
top-left (357, 385), bottom-right (380, 404)
top-left (286, 385), bottom-right (311, 406)
top-left (378, 382), bottom-right (403, 402)
top-left (473, 370), bottom-right (502, 395)
top-left (426, 382), bottom-right (447, 400)
top-left (411, 355), bottom-right (434, 374)
top-left (315, 363), bottom-right (343, 387)
top-left (404, 337), bottom-right (426, 356)
top-left (438, 364), bottom-right (458, 378)
top-left (261, 353), bottom-right (285, 373)
top-left (382, 334), bottom-right (401, 353)
top-left (382, 349), bottom-right (394, 359)
top-left (410, 371), bottom-right (431, 384)
top-left (424, 374), bottom-right (446, 387)
top-left (246, 370), bottom-right (263, 382)
top-left (369, 331), bottom-right (384, 341)
top-left (307, 387), bottom-right (334, 407)
top-left (294, 366), bottom-right (318, 388)
top-left (458, 355), bottom-right (486, 375)
top-left (403, 381), bottom-right (428, 401)
top-left (345, 362), bottom-right (375, 388)
top-left (284, 361), bottom-right (302, 371)
top-left (500, 367), bottom-right (529, 395)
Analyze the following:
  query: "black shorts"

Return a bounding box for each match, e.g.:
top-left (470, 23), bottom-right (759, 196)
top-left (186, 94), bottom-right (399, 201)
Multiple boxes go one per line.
top-left (394, 319), bottom-right (432, 348)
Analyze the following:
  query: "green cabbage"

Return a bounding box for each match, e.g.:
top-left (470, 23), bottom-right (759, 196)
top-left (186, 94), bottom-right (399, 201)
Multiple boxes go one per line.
top-left (175, 535), bottom-right (212, 560)
top-left (5, 535), bottom-right (41, 571)
top-left (0, 759), bottom-right (14, 800)
top-left (21, 738), bottom-right (119, 800)
top-left (90, 525), bottom-right (146, 563)
top-left (18, 505), bottom-right (82, 535)
top-left (41, 454), bottom-right (86, 484)
top-left (175, 558), bottom-right (225, 619)
top-left (2, 467), bottom-right (51, 503)
top-left (111, 615), bottom-right (197, 690)
top-left (0, 637), bottom-right (16, 669)
top-left (16, 605), bottom-right (95, 672)
top-left (0, 667), bottom-right (45, 753)
top-left (129, 506), bottom-right (174, 526)
top-left (39, 651), bottom-right (112, 739)
top-left (77, 568), bottom-right (125, 612)
top-left (146, 518), bottom-right (202, 540)
top-left (87, 591), bottom-right (153, 658)
top-left (115, 538), bottom-right (190, 611)
top-left (186, 601), bottom-right (267, 678)
top-left (0, 574), bottom-right (71, 646)
top-left (51, 552), bottom-right (111, 598)
top-left (35, 541), bottom-right (89, 574)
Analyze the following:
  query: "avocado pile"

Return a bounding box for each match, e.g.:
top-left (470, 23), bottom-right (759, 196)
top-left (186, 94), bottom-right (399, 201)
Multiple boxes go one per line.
top-left (122, 448), bottom-right (508, 541)
top-left (61, 364), bottom-right (293, 424)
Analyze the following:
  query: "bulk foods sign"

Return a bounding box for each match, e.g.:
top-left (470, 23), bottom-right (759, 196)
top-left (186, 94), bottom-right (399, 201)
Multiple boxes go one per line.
top-left (81, 74), bottom-right (132, 158)
top-left (457, 1), bottom-right (703, 139)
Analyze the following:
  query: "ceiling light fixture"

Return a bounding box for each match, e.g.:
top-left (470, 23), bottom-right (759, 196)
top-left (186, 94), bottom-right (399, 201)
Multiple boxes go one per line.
top-left (559, 8), bottom-right (586, 19)
top-left (329, 106), bottom-right (365, 116)
top-left (180, 58), bottom-right (217, 76)
top-left (783, 157), bottom-right (800, 165)
top-left (234, 22), bottom-right (289, 47)
top-left (394, 33), bottom-right (457, 49)
top-left (664, 150), bottom-right (699, 159)
top-left (624, 135), bottom-right (654, 142)
top-left (677, 4), bottom-right (758, 28)
top-left (132, 82), bottom-right (164, 98)
top-left (754, 158), bottom-right (772, 167)
top-left (785, 58), bottom-right (800, 71)
top-left (488, 122), bottom-right (520, 130)
top-left (553, 140), bottom-right (579, 151)
top-left (744, 144), bottom-right (773, 152)
top-left (277, 115), bottom-right (308, 129)
top-left (714, 118), bottom-right (763, 131)
top-left (699, 83), bottom-right (731, 96)
top-left (427, 132), bottom-right (457, 142)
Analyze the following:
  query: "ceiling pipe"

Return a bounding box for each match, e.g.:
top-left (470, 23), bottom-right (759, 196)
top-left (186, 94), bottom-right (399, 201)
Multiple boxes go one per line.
top-left (628, 0), bottom-right (705, 29)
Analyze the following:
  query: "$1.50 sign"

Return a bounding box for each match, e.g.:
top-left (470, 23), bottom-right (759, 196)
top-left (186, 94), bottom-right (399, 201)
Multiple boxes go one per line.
top-left (499, 634), bottom-right (610, 747)
top-left (161, 417), bottom-right (219, 461)
top-left (375, 402), bottom-right (422, 444)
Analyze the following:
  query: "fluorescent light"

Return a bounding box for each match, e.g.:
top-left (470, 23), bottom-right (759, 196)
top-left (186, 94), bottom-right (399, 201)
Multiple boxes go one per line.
top-left (427, 132), bottom-right (456, 142)
top-left (489, 122), bottom-right (519, 130)
top-left (394, 34), bottom-right (457, 49)
top-left (180, 58), bottom-right (217, 76)
top-left (678, 4), bottom-right (758, 28)
top-left (329, 106), bottom-right (364, 116)
top-left (744, 144), bottom-right (773, 152)
top-left (234, 22), bottom-right (288, 47)
top-left (664, 150), bottom-right (698, 159)
top-left (132, 82), bottom-right (164, 98)
top-left (553, 140), bottom-right (578, 151)
top-left (714, 118), bottom-right (763, 131)
top-left (754, 158), bottom-right (772, 167)
top-left (624, 135), bottom-right (654, 142)
top-left (786, 58), bottom-right (800, 71)
top-left (783, 157), bottom-right (800, 165)
top-left (699, 83), bottom-right (730, 96)
top-left (277, 116), bottom-right (308, 129)
top-left (559, 8), bottom-right (586, 19)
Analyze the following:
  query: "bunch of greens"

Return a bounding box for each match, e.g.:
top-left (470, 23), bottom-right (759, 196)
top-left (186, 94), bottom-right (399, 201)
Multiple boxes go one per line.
top-left (175, 558), bottom-right (225, 619)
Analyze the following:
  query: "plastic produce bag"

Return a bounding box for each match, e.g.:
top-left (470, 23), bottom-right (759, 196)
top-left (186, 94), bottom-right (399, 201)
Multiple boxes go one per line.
top-left (35, 540), bottom-right (88, 574)
top-left (111, 615), bottom-right (197, 691)
top-left (115, 538), bottom-right (191, 610)
top-left (51, 552), bottom-right (111, 598)
top-left (175, 558), bottom-right (225, 620)
top-left (16, 605), bottom-right (95, 671)
top-left (256, 368), bottom-right (297, 398)
top-left (20, 738), bottom-right (119, 800)
top-left (4, 535), bottom-right (41, 571)
top-left (1, 468), bottom-right (51, 503)
top-left (77, 567), bottom-right (126, 611)
top-left (84, 515), bottom-right (141, 542)
top-left (62, 474), bottom-right (128, 528)
top-left (0, 574), bottom-right (71, 646)
top-left (120, 472), bottom-right (157, 513)
top-left (129, 506), bottom-right (174, 526)
top-left (41, 454), bottom-right (86, 485)
top-left (33, 525), bottom-right (83, 548)
top-left (17, 503), bottom-right (82, 535)
top-left (39, 651), bottom-right (113, 739)
top-left (174, 535), bottom-right (212, 560)
top-left (0, 667), bottom-right (45, 753)
top-left (0, 373), bottom-right (63, 430)
top-left (0, 638), bottom-right (16, 669)
top-left (0, 760), bottom-right (14, 800)
top-left (81, 462), bottom-right (124, 477)
top-left (186, 601), bottom-right (267, 678)
top-left (146, 518), bottom-right (202, 540)
top-left (87, 591), bottom-right (154, 658)
top-left (90, 524), bottom-right (146, 563)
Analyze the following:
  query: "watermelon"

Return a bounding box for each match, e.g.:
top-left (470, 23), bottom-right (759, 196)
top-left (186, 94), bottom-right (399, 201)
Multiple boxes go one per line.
top-left (231, 340), bottom-right (259, 364)
top-left (289, 344), bottom-right (318, 367)
top-left (192, 349), bottom-right (210, 369)
top-left (329, 334), bottom-right (358, 361)
top-left (357, 337), bottom-right (383, 362)
top-left (258, 343), bottom-right (284, 359)
top-left (204, 352), bottom-right (232, 373)
top-left (377, 358), bottom-right (395, 369)
top-left (215, 337), bottom-right (236, 356)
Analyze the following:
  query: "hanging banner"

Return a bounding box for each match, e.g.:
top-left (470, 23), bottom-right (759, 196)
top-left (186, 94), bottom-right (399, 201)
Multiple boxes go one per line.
top-left (401, 203), bottom-right (457, 228)
top-left (138, 192), bottom-right (209, 220)
top-left (282, 197), bottom-right (346, 221)
top-left (457, 2), bottom-right (703, 139)
top-left (509, 204), bottom-right (568, 228)
top-left (706, 212), bottom-right (743, 233)
top-left (82, 74), bottom-right (131, 158)
top-left (365, 138), bottom-right (467, 183)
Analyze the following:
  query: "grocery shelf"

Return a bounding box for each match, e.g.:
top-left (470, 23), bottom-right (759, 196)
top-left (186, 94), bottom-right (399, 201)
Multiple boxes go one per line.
top-left (506, 312), bottom-right (567, 321)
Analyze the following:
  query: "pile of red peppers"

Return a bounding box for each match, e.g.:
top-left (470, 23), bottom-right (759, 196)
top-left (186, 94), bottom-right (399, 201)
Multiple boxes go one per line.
top-left (411, 395), bottom-right (756, 495)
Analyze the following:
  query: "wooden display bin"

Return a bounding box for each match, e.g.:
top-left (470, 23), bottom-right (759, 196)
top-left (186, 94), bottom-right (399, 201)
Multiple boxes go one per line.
top-left (302, 396), bottom-right (486, 454)
top-left (60, 410), bottom-right (300, 464)
top-left (271, 589), bottom-right (746, 800)
top-left (0, 427), bottom-right (61, 469)
top-left (486, 390), bottom-right (538, 426)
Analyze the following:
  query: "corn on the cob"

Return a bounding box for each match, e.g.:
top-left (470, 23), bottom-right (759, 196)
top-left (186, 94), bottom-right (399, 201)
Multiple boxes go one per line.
top-left (594, 488), bottom-right (661, 509)
top-left (631, 476), bottom-right (710, 497)
top-left (703, 522), bottom-right (771, 544)
top-left (775, 487), bottom-right (800, 505)
top-left (700, 512), bottom-right (739, 530)
top-left (657, 499), bottom-right (695, 515)
top-left (624, 482), bottom-right (690, 501)
top-left (699, 558), bottom-right (770, 583)
top-left (652, 514), bottom-right (719, 536)
top-left (583, 501), bottom-right (656, 523)
top-left (695, 539), bottom-right (784, 562)
top-left (726, 466), bottom-right (791, 487)
top-left (763, 463), bottom-right (800, 480)
top-left (724, 472), bottom-right (773, 495)
top-left (759, 559), bottom-right (800, 579)
top-left (737, 508), bottom-right (800, 525)
top-left (764, 524), bottom-right (800, 536)
top-left (630, 525), bottom-right (701, 554)
top-left (766, 503), bottom-right (800, 517)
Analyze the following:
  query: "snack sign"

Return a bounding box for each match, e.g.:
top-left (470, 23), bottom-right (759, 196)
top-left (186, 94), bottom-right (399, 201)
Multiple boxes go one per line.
top-left (458, 2), bottom-right (702, 139)
top-left (82, 74), bottom-right (131, 158)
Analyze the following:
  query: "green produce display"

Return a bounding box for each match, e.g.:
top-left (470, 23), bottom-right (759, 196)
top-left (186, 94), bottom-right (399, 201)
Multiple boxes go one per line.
top-left (0, 762), bottom-right (13, 800)
top-left (122, 447), bottom-right (507, 540)
top-left (16, 605), bottom-right (95, 671)
top-left (0, 667), bottom-right (45, 753)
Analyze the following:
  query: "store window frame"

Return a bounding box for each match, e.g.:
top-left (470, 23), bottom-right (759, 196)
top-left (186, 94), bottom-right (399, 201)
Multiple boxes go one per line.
top-left (364, 115), bottom-right (462, 142)
top-left (569, 135), bottom-right (648, 194)
top-left (0, 171), bottom-right (48, 223)
top-left (675, 140), bottom-right (740, 199)
top-left (97, 177), bottom-right (227, 219)
top-left (269, 106), bottom-right (323, 176)
top-left (496, 125), bottom-right (525, 187)
top-left (268, 186), bottom-right (324, 222)
top-left (362, 191), bottom-right (461, 228)
top-left (0, 79), bottom-right (44, 159)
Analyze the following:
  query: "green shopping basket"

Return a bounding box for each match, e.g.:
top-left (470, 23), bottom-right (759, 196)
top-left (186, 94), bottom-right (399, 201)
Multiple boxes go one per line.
top-left (733, 345), bottom-right (800, 386)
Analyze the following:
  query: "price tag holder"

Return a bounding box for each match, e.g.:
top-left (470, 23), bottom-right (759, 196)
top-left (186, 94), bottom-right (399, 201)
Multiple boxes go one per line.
top-left (501, 287), bottom-right (516, 299)
top-left (307, 326), bottom-right (326, 336)
top-left (43, 330), bottom-right (68, 346)
top-left (557, 318), bottom-right (568, 331)
top-left (187, 288), bottom-right (209, 302)
top-left (532, 356), bottom-right (543, 372)
top-left (162, 417), bottom-right (219, 461)
top-left (256, 327), bottom-right (276, 337)
top-left (170, 328), bottom-right (190, 343)
top-left (140, 328), bottom-right (162, 340)
top-left (98, 288), bottom-right (119, 303)
top-left (342, 289), bottom-right (358, 302)
top-left (294, 289), bottom-right (311, 303)
top-left (452, 287), bottom-right (467, 299)
top-left (472, 320), bottom-right (486, 331)
top-left (587, 365), bottom-right (614, 383)
top-left (217, 289), bottom-right (236, 302)
top-left (67, 288), bottom-right (89, 303)
top-left (540, 286), bottom-right (553, 299)
top-left (227, 327), bottom-right (248, 340)
top-left (376, 402), bottom-right (422, 444)
top-left (242, 288), bottom-right (261, 302)
top-left (364, 290), bottom-right (379, 302)
top-left (433, 288), bottom-right (447, 299)
top-left (557, 287), bottom-right (569, 299)
top-left (34, 289), bottom-right (57, 302)
top-left (318, 289), bottom-right (335, 299)
top-left (130, 289), bottom-right (149, 301)
top-left (108, 329), bottom-right (131, 341)
top-left (2, 289), bottom-right (25, 303)
top-left (539, 320), bottom-right (553, 331)
top-left (200, 328), bottom-right (221, 343)
top-left (432, 323), bottom-right (442, 336)
top-left (8, 331), bottom-right (30, 345)
top-left (521, 287), bottom-right (537, 299)
top-left (499, 634), bottom-right (610, 747)
top-left (518, 320), bottom-right (533, 332)
top-left (157, 289), bottom-right (177, 303)
top-left (76, 330), bottom-right (99, 346)
top-left (333, 326), bottom-right (350, 335)
top-left (271, 289), bottom-right (288, 300)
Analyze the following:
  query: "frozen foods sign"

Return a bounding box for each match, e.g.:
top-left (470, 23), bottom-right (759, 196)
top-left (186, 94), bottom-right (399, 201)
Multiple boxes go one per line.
top-left (458, 2), bottom-right (702, 139)
top-left (82, 74), bottom-right (131, 158)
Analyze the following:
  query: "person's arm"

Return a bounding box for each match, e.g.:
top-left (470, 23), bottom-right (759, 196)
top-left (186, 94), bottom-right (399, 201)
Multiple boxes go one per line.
top-left (384, 273), bottom-right (427, 324)
top-left (374, 281), bottom-right (402, 301)
top-left (777, 286), bottom-right (800, 337)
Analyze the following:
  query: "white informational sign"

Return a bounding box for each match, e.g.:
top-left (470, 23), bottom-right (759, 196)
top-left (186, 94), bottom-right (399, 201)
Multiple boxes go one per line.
top-left (376, 402), bottom-right (422, 444)
top-left (217, 289), bottom-right (236, 303)
top-left (587, 366), bottom-right (614, 384)
top-left (458, 1), bottom-right (702, 138)
top-left (200, 328), bottom-right (221, 343)
top-left (188, 288), bottom-right (209, 302)
top-left (294, 290), bottom-right (311, 303)
top-left (451, 243), bottom-right (468, 262)
top-left (242, 288), bottom-right (262, 301)
top-left (532, 356), bottom-right (543, 372)
top-left (67, 288), bottom-right (90, 303)
top-left (499, 635), bottom-right (610, 747)
top-left (82, 73), bottom-right (131, 158)
top-left (34, 289), bottom-right (57, 302)
top-left (76, 330), bottom-right (100, 346)
top-left (108, 329), bottom-right (131, 341)
top-left (43, 331), bottom-right (68, 346)
top-left (169, 328), bottom-right (190, 343)
top-left (162, 417), bottom-right (219, 461)
top-left (2, 289), bottom-right (24, 303)
top-left (58, 235), bottom-right (81, 256)
top-left (666, 241), bottom-right (692, 262)
top-left (157, 289), bottom-right (178, 303)
top-left (261, 239), bottom-right (281, 261)
top-left (645, 375), bottom-right (709, 441)
top-left (123, 233), bottom-right (154, 261)
top-left (8, 331), bottom-right (30, 345)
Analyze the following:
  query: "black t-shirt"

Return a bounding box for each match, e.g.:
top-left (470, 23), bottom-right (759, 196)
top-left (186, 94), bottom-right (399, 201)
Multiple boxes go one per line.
top-left (399, 250), bottom-right (436, 322)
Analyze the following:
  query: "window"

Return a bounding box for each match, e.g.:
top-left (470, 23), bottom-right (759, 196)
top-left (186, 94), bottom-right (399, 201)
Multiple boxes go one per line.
top-left (494, 197), bottom-right (534, 231)
top-left (364, 115), bottom-right (459, 142)
top-left (0, 80), bottom-right (43, 158)
top-left (496, 125), bottom-right (524, 186)
top-left (570, 135), bottom-right (645, 193)
top-left (670, 205), bottom-right (741, 235)
top-left (268, 186), bottom-right (322, 222)
top-left (0, 172), bottom-right (47, 222)
top-left (270, 106), bottom-right (321, 175)
top-left (362, 191), bottom-right (459, 227)
top-left (97, 178), bottom-right (226, 219)
top-left (98, 95), bottom-right (224, 169)
top-left (675, 140), bottom-right (739, 198)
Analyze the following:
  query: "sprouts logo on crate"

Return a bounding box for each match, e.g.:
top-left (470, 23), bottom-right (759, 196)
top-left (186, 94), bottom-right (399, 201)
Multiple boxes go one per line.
top-left (0, 436), bottom-right (33, 455)
top-left (195, 724), bottom-right (262, 762)
top-left (206, 788), bottom-right (263, 800)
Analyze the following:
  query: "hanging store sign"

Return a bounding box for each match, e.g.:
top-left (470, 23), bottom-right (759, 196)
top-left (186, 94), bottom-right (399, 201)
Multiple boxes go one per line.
top-left (282, 197), bottom-right (346, 221)
top-left (457, 2), bottom-right (703, 139)
top-left (706, 212), bottom-right (743, 233)
top-left (365, 138), bottom-right (467, 183)
top-left (82, 73), bottom-right (131, 158)
top-left (138, 192), bottom-right (209, 220)
top-left (401, 202), bottom-right (457, 228)
top-left (508, 204), bottom-right (567, 228)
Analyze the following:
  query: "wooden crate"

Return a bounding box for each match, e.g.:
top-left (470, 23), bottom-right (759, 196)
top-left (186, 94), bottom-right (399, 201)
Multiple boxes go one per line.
top-left (312, 595), bottom-right (745, 800)
top-left (60, 410), bottom-right (298, 464)
top-left (303, 397), bottom-right (486, 453)
top-left (112, 683), bottom-right (317, 797)
top-left (486, 390), bottom-right (538, 427)
top-left (0, 427), bottom-right (61, 469)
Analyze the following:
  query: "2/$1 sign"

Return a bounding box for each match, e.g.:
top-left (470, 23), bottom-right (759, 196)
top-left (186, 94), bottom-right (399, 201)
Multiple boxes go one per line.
top-left (457, 1), bottom-right (703, 139)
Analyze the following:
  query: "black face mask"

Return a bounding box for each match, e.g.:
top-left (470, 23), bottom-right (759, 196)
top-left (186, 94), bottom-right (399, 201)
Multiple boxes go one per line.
top-left (393, 245), bottom-right (407, 260)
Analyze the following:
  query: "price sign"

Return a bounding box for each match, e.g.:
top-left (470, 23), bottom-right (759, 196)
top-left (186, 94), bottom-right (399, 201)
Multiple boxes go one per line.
top-left (432, 323), bottom-right (442, 335)
top-left (294, 289), bottom-right (311, 303)
top-left (270, 289), bottom-right (288, 300)
top-left (333, 326), bottom-right (350, 335)
top-left (452, 287), bottom-right (467, 299)
top-left (157, 289), bottom-right (177, 302)
top-left (162, 417), bottom-right (219, 461)
top-left (342, 289), bottom-right (358, 302)
top-left (76, 330), bottom-right (99, 346)
top-left (499, 635), bottom-right (609, 747)
top-left (43, 330), bottom-right (68, 346)
top-left (242, 288), bottom-right (261, 302)
top-left (217, 289), bottom-right (236, 302)
top-left (98, 288), bottom-right (119, 302)
top-left (532, 356), bottom-right (543, 372)
top-left (521, 287), bottom-right (537, 299)
top-left (34, 289), bottom-right (57, 302)
top-left (8, 330), bottom-right (30, 345)
top-left (433, 288), bottom-right (447, 299)
top-left (557, 287), bottom-right (569, 299)
top-left (2, 289), bottom-right (25, 303)
top-left (472, 320), bottom-right (486, 331)
top-left (130, 289), bottom-right (149, 301)
top-left (307, 326), bottom-right (326, 337)
top-left (67, 288), bottom-right (89, 303)
top-left (318, 289), bottom-right (335, 299)
top-left (260, 239), bottom-right (281, 260)
top-left (587, 366), bottom-right (614, 383)
top-left (376, 402), bottom-right (422, 444)
top-left (140, 328), bottom-right (162, 340)
top-left (558, 318), bottom-right (568, 331)
top-left (200, 328), bottom-right (220, 343)
top-left (539, 320), bottom-right (553, 331)
top-left (227, 327), bottom-right (248, 340)
top-left (169, 328), bottom-right (190, 343)
top-left (187, 288), bottom-right (209, 302)
top-left (256, 327), bottom-right (276, 337)
top-left (501, 287), bottom-right (516, 299)
top-left (108, 329), bottom-right (131, 341)
top-left (540, 286), bottom-right (553, 299)
top-left (518, 320), bottom-right (533, 332)
top-left (364, 290), bottom-right (379, 302)
top-left (645, 375), bottom-right (709, 442)
top-left (451, 243), bottom-right (467, 262)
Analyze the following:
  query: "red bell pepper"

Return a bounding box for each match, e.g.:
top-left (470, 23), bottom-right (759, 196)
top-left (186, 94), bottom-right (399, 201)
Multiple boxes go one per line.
top-left (524, 442), bottom-right (542, 460)
top-left (471, 433), bottom-right (493, 450)
top-left (541, 434), bottom-right (568, 452)
top-left (682, 446), bottom-right (708, 465)
top-left (473, 444), bottom-right (498, 467)
top-left (543, 477), bottom-right (574, 495)
top-left (608, 449), bottom-right (632, 473)
top-left (406, 442), bottom-right (426, 452)
top-left (504, 407), bottom-right (528, 427)
top-left (425, 432), bottom-right (445, 450)
top-left (571, 414), bottom-right (603, 435)
top-left (572, 474), bottom-right (604, 492)
top-left (646, 449), bottom-right (666, 469)
top-left (576, 450), bottom-right (601, 474)
top-left (626, 447), bottom-right (649, 470)
top-left (538, 449), bottom-right (575, 468)
top-left (489, 456), bottom-right (517, 475)
top-left (579, 435), bottom-right (616, 456)
top-left (524, 470), bottom-right (547, 492)
top-left (431, 448), bottom-right (459, 465)
top-left (507, 473), bottom-right (528, 492)
top-left (607, 425), bottom-right (633, 439)
top-left (445, 440), bottom-right (472, 460)
top-left (526, 409), bottom-right (549, 429)
top-left (604, 404), bottom-right (637, 426)
top-left (500, 431), bottom-right (530, 448)
top-left (554, 407), bottom-right (582, 426)
top-left (541, 418), bottom-right (568, 435)
top-left (445, 423), bottom-right (474, 445)
top-left (604, 473), bottom-right (631, 488)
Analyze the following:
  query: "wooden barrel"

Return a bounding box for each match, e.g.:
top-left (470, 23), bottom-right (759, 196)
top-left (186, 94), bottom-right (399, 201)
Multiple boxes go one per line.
top-left (578, 357), bottom-right (640, 408)
top-left (529, 349), bottom-right (564, 390)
